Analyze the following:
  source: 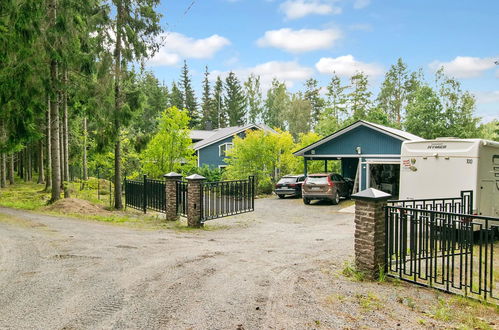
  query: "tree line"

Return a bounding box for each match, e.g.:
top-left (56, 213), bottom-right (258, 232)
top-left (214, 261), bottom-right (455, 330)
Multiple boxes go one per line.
top-left (1, 1), bottom-right (497, 208)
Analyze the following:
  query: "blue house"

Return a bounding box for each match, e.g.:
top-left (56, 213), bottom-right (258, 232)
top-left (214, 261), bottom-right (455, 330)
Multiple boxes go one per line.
top-left (191, 124), bottom-right (275, 169)
top-left (293, 120), bottom-right (423, 196)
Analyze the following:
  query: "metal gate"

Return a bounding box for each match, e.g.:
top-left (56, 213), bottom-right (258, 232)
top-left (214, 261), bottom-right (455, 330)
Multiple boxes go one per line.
top-left (124, 175), bottom-right (166, 213)
top-left (200, 176), bottom-right (255, 222)
top-left (385, 196), bottom-right (498, 303)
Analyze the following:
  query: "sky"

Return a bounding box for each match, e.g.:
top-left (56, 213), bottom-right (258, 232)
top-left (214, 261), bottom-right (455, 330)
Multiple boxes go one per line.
top-left (145, 0), bottom-right (499, 123)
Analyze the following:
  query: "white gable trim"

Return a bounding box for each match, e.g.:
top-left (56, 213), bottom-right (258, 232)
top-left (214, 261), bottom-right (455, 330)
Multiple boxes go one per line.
top-left (294, 121), bottom-right (410, 156)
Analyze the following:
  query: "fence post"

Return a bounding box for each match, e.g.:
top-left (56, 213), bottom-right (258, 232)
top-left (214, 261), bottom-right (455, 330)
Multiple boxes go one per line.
top-left (351, 188), bottom-right (391, 280)
top-left (186, 174), bottom-right (206, 228)
top-left (143, 174), bottom-right (147, 214)
top-left (164, 172), bottom-right (183, 221)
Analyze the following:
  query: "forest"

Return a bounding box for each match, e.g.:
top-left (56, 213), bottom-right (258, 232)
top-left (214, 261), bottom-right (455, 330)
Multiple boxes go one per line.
top-left (1, 1), bottom-right (498, 208)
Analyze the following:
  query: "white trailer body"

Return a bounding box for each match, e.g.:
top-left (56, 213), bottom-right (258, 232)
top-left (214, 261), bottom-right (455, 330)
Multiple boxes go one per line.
top-left (399, 138), bottom-right (499, 217)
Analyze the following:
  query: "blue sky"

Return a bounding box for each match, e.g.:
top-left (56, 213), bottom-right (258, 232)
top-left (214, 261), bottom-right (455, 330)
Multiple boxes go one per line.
top-left (146, 0), bottom-right (499, 122)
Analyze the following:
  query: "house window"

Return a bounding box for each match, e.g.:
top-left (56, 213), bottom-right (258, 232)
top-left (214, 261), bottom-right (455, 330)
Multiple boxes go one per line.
top-left (218, 165), bottom-right (227, 171)
top-left (219, 143), bottom-right (233, 157)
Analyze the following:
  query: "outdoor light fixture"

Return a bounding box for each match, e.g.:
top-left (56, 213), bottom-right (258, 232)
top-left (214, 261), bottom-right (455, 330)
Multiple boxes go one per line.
top-left (355, 146), bottom-right (362, 155)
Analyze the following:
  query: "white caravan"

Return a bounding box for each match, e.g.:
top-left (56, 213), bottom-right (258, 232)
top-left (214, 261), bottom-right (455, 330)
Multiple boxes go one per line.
top-left (399, 138), bottom-right (499, 217)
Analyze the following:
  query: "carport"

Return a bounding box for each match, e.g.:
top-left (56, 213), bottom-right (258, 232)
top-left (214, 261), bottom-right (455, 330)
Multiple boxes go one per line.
top-left (293, 120), bottom-right (423, 196)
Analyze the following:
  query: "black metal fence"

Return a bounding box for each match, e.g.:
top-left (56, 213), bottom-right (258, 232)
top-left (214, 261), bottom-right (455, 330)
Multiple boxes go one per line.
top-left (124, 175), bottom-right (256, 221)
top-left (201, 176), bottom-right (255, 222)
top-left (176, 181), bottom-right (188, 217)
top-left (124, 175), bottom-right (166, 213)
top-left (388, 190), bottom-right (473, 214)
top-left (385, 205), bottom-right (498, 304)
top-left (124, 179), bottom-right (145, 212)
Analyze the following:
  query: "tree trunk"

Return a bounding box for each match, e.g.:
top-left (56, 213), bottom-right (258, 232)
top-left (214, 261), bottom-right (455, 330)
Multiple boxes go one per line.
top-left (48, 0), bottom-right (61, 202)
top-left (8, 153), bottom-right (14, 185)
top-left (113, 0), bottom-right (123, 209)
top-left (82, 116), bottom-right (88, 180)
top-left (45, 97), bottom-right (52, 191)
top-left (37, 140), bottom-right (45, 184)
top-left (0, 153), bottom-right (6, 188)
top-left (62, 68), bottom-right (70, 198)
top-left (59, 114), bottom-right (63, 188)
top-left (27, 147), bottom-right (32, 181)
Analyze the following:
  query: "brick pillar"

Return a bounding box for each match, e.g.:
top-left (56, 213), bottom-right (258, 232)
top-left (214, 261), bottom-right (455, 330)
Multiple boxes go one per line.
top-left (351, 188), bottom-right (391, 280)
top-left (186, 174), bottom-right (206, 228)
top-left (163, 172), bottom-right (182, 221)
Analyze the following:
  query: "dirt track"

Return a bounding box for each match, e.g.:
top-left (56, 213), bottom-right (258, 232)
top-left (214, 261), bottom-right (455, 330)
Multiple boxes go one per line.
top-left (0, 198), bottom-right (358, 329)
top-left (0, 198), bottom-right (490, 329)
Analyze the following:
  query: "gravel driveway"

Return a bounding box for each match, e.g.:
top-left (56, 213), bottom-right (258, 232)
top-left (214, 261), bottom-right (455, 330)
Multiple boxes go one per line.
top-left (1, 198), bottom-right (487, 329)
top-left (0, 197), bottom-right (357, 329)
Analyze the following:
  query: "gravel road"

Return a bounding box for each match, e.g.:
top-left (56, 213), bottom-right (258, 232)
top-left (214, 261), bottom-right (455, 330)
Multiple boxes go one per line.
top-left (0, 198), bottom-right (356, 329)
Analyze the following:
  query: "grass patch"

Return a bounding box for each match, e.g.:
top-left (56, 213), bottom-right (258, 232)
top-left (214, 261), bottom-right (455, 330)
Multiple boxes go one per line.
top-left (341, 261), bottom-right (365, 281)
top-left (357, 292), bottom-right (382, 311)
top-left (0, 182), bottom-right (48, 210)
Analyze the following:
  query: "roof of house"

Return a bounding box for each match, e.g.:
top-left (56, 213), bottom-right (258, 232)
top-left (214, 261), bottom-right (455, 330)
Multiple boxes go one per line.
top-left (191, 123), bottom-right (276, 150)
top-left (293, 120), bottom-right (423, 156)
top-left (190, 130), bottom-right (216, 141)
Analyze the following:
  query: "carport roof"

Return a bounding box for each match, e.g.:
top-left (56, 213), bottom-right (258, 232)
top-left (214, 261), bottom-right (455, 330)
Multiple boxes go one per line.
top-left (293, 120), bottom-right (423, 156)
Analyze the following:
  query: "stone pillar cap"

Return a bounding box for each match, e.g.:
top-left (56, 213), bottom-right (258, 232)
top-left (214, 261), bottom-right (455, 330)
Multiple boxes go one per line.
top-left (351, 188), bottom-right (392, 201)
top-left (186, 174), bottom-right (206, 181)
top-left (164, 172), bottom-right (183, 179)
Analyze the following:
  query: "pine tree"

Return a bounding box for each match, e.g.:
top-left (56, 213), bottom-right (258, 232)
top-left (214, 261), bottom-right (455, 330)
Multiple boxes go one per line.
top-left (200, 66), bottom-right (212, 129)
top-left (286, 92), bottom-right (312, 139)
top-left (316, 74), bottom-right (348, 135)
top-left (304, 78), bottom-right (325, 129)
top-left (180, 60), bottom-right (199, 128)
top-left (170, 81), bottom-right (183, 110)
top-left (224, 72), bottom-right (246, 126)
top-left (263, 79), bottom-right (289, 130)
top-left (110, 0), bottom-right (162, 209)
top-left (211, 76), bottom-right (226, 128)
top-left (244, 74), bottom-right (264, 124)
top-left (348, 72), bottom-right (372, 121)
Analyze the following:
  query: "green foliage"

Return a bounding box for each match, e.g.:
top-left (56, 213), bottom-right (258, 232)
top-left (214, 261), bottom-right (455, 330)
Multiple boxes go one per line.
top-left (224, 71), bottom-right (246, 126)
top-left (479, 119), bottom-right (499, 141)
top-left (316, 74), bottom-right (348, 136)
top-left (180, 60), bottom-right (199, 127)
top-left (141, 106), bottom-right (196, 178)
top-left (304, 78), bottom-right (326, 128)
top-left (244, 74), bottom-right (264, 124)
top-left (264, 79), bottom-right (289, 130)
top-left (211, 76), bottom-right (227, 128)
top-left (287, 92), bottom-right (312, 139)
top-left (341, 261), bottom-right (365, 281)
top-left (223, 129), bottom-right (296, 193)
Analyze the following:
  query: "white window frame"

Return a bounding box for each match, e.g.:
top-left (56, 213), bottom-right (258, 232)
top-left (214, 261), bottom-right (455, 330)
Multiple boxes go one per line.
top-left (219, 142), bottom-right (234, 157)
top-left (218, 165), bottom-right (227, 171)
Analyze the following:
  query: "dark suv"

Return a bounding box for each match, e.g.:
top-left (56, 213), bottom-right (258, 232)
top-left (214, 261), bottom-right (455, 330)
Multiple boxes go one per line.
top-left (302, 173), bottom-right (353, 205)
top-left (275, 175), bottom-right (306, 198)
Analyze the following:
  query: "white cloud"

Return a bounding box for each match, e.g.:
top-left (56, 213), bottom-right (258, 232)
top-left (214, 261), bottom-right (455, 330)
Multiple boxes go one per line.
top-left (474, 91), bottom-right (499, 104)
top-left (257, 28), bottom-right (342, 53)
top-left (315, 55), bottom-right (384, 77)
top-left (213, 61), bottom-right (314, 89)
top-left (429, 56), bottom-right (496, 78)
top-left (147, 32), bottom-right (230, 66)
top-left (353, 0), bottom-right (371, 9)
top-left (280, 0), bottom-right (341, 20)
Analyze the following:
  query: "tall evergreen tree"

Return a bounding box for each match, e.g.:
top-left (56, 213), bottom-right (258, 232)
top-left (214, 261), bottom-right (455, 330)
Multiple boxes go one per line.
top-left (170, 81), bottom-right (183, 110)
top-left (376, 58), bottom-right (421, 126)
top-left (263, 79), bottom-right (289, 130)
top-left (180, 60), bottom-right (198, 128)
top-left (304, 78), bottom-right (325, 129)
top-left (200, 66), bottom-right (212, 129)
top-left (224, 72), bottom-right (246, 126)
top-left (348, 72), bottom-right (372, 122)
top-left (244, 74), bottom-right (264, 124)
top-left (110, 0), bottom-right (162, 209)
top-left (211, 76), bottom-right (226, 128)
top-left (316, 74), bottom-right (348, 135)
top-left (286, 92), bottom-right (312, 139)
